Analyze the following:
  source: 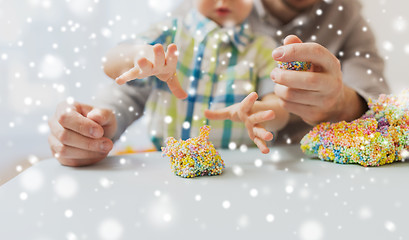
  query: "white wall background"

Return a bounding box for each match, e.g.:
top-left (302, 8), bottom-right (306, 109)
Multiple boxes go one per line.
top-left (0, 0), bottom-right (408, 185)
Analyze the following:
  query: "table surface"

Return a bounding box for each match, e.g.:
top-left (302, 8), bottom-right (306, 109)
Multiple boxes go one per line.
top-left (1, 145), bottom-right (408, 240)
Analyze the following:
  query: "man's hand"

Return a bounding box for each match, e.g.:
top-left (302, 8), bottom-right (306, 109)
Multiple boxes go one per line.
top-left (271, 35), bottom-right (365, 125)
top-left (115, 43), bottom-right (187, 99)
top-left (48, 101), bottom-right (117, 166)
top-left (204, 92), bottom-right (275, 154)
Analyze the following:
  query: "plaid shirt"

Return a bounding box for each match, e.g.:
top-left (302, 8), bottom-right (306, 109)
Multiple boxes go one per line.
top-left (136, 10), bottom-right (276, 150)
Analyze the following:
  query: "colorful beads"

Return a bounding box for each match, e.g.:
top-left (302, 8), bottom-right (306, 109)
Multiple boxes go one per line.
top-left (277, 61), bottom-right (312, 71)
top-left (300, 89), bottom-right (409, 167)
top-left (161, 125), bottom-right (225, 178)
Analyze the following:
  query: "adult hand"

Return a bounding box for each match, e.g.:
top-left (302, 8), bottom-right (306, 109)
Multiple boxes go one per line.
top-left (271, 35), bottom-right (362, 125)
top-left (48, 101), bottom-right (117, 166)
top-left (115, 43), bottom-right (188, 99)
top-left (204, 92), bottom-right (275, 154)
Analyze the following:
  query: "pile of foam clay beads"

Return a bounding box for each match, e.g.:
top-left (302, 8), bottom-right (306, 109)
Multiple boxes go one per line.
top-left (161, 125), bottom-right (225, 178)
top-left (301, 89), bottom-right (409, 167)
top-left (277, 61), bottom-right (312, 71)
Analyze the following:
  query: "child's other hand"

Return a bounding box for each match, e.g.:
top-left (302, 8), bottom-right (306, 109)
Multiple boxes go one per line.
top-left (115, 44), bottom-right (187, 99)
top-left (204, 92), bottom-right (275, 154)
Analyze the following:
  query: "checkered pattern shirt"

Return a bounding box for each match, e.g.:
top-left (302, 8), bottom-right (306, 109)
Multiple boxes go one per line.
top-left (130, 10), bottom-right (276, 150)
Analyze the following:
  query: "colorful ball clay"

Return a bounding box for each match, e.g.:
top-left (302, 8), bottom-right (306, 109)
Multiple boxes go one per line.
top-left (300, 89), bottom-right (409, 167)
top-left (161, 125), bottom-right (225, 178)
top-left (277, 61), bottom-right (312, 71)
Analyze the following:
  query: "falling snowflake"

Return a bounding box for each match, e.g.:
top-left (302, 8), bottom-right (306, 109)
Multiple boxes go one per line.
top-left (148, 0), bottom-right (174, 13)
top-left (249, 188), bottom-right (258, 197)
top-left (299, 220), bottom-right (324, 240)
top-left (53, 175), bottom-right (78, 198)
top-left (266, 214), bottom-right (275, 223)
top-left (358, 206), bottom-right (372, 219)
top-left (98, 219), bottom-right (124, 240)
top-left (232, 165), bottom-right (244, 176)
top-left (228, 141), bottom-right (237, 150)
top-left (99, 177), bottom-right (113, 188)
top-left (19, 192), bottom-right (28, 201)
top-left (384, 220), bottom-right (397, 232)
top-left (40, 55), bottom-right (65, 79)
top-left (194, 194), bottom-right (202, 201)
top-left (392, 16), bottom-right (407, 32)
top-left (222, 200), bottom-right (231, 209)
top-left (383, 41), bottom-right (394, 51)
top-left (285, 185), bottom-right (294, 194)
top-left (20, 168), bottom-right (44, 191)
top-left (64, 209), bottom-right (74, 218)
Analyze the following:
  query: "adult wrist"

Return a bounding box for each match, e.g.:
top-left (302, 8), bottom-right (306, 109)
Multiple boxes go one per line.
top-left (336, 85), bottom-right (367, 122)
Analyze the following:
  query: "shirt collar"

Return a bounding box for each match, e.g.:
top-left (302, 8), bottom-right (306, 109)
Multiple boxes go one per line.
top-left (184, 9), bottom-right (254, 52)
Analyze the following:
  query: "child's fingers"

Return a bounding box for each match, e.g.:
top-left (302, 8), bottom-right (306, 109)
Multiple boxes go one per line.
top-left (153, 44), bottom-right (165, 68)
top-left (248, 110), bottom-right (275, 125)
top-left (239, 92), bottom-right (258, 114)
top-left (115, 67), bottom-right (142, 85)
top-left (204, 108), bottom-right (232, 120)
top-left (166, 73), bottom-right (188, 99)
top-left (137, 57), bottom-right (155, 76)
top-left (237, 92), bottom-right (258, 123)
top-left (165, 44), bottom-right (178, 72)
top-left (245, 121), bottom-right (255, 140)
top-left (253, 137), bottom-right (270, 154)
top-left (253, 125), bottom-right (274, 141)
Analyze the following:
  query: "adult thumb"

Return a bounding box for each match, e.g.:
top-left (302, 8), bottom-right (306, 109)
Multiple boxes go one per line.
top-left (87, 108), bottom-right (117, 139)
top-left (283, 35), bottom-right (303, 45)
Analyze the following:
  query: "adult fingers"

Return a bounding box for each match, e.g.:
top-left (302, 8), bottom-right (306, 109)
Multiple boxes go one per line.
top-left (87, 108), bottom-right (114, 126)
top-left (48, 134), bottom-right (108, 166)
top-left (166, 73), bottom-right (188, 99)
top-left (115, 67), bottom-right (142, 85)
top-left (153, 44), bottom-right (165, 68)
top-left (272, 41), bottom-right (340, 72)
top-left (49, 116), bottom-right (113, 153)
top-left (59, 157), bottom-right (105, 167)
top-left (273, 83), bottom-right (324, 107)
top-left (277, 98), bottom-right (324, 125)
top-left (87, 108), bottom-right (117, 139)
top-left (271, 67), bottom-right (327, 91)
top-left (55, 106), bottom-right (104, 139)
top-left (72, 102), bottom-right (94, 117)
top-left (253, 137), bottom-right (270, 154)
top-left (283, 34), bottom-right (303, 45)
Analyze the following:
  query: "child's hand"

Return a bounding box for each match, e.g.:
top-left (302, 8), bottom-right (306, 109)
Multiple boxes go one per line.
top-left (115, 44), bottom-right (187, 99)
top-left (204, 92), bottom-right (275, 154)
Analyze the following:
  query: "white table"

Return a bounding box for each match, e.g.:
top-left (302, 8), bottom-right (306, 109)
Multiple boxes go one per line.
top-left (1, 145), bottom-right (408, 240)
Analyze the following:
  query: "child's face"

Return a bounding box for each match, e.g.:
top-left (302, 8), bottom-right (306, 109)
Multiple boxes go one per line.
top-left (197, 0), bottom-right (254, 27)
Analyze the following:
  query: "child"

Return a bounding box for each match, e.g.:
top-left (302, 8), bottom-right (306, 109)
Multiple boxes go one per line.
top-left (102, 0), bottom-right (290, 153)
